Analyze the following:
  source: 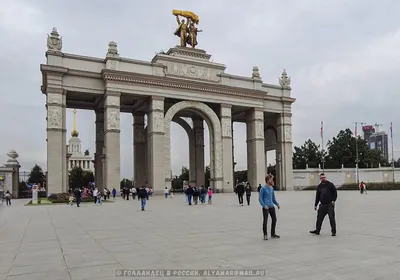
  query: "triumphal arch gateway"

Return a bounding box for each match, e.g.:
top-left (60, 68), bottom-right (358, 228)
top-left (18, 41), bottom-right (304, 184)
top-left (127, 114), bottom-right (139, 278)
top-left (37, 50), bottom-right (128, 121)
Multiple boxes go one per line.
top-left (41, 12), bottom-right (295, 195)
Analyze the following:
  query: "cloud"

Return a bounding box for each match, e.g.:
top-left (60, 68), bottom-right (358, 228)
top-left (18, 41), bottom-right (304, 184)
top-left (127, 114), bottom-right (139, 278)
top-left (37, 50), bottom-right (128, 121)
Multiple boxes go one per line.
top-left (1, 0), bottom-right (400, 179)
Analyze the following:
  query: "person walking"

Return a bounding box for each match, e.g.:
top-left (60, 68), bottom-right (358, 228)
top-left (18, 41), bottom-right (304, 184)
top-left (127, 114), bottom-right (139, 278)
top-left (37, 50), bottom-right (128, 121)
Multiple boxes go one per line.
top-left (235, 183), bottom-right (245, 206)
top-left (74, 187), bottom-right (82, 207)
top-left (310, 173), bottom-right (337, 236)
top-left (257, 184), bottom-right (262, 193)
top-left (112, 188), bottom-right (116, 200)
top-left (93, 188), bottom-right (99, 204)
top-left (131, 187), bottom-right (137, 199)
top-left (259, 174), bottom-right (280, 240)
top-left (207, 187), bottom-right (213, 204)
top-left (164, 187), bottom-right (169, 198)
top-left (193, 187), bottom-right (200, 205)
top-left (5, 190), bottom-right (11, 206)
top-left (360, 181), bottom-right (367, 194)
top-left (245, 183), bottom-right (251, 206)
top-left (185, 185), bottom-right (194, 205)
top-left (138, 186), bottom-right (148, 211)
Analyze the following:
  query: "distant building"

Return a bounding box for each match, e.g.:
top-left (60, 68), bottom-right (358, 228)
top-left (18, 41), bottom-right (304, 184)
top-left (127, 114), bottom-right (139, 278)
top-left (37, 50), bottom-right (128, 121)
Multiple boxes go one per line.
top-left (363, 125), bottom-right (389, 161)
top-left (68, 110), bottom-right (93, 172)
top-left (362, 125), bottom-right (375, 142)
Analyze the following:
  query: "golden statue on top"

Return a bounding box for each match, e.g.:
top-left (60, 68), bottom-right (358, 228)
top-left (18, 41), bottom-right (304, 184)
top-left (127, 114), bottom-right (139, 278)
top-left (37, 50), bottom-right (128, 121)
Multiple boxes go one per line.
top-left (173, 10), bottom-right (202, 48)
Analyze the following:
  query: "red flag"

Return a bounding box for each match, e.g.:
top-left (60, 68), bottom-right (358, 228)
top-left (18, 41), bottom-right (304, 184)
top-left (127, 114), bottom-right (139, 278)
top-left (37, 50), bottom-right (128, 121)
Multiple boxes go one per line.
top-left (320, 121), bottom-right (323, 138)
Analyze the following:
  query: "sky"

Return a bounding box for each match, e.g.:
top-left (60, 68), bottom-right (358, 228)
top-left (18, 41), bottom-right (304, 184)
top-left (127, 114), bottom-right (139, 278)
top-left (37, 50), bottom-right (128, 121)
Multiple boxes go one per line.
top-left (1, 0), bottom-right (400, 178)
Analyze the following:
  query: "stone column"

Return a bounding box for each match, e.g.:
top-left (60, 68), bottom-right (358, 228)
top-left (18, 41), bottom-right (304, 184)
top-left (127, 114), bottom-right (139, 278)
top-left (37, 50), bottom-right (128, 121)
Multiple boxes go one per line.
top-left (103, 92), bottom-right (121, 191)
top-left (66, 149), bottom-right (72, 189)
top-left (95, 109), bottom-right (104, 191)
top-left (193, 118), bottom-right (205, 187)
top-left (220, 105), bottom-right (234, 192)
top-left (246, 108), bottom-right (265, 189)
top-left (133, 113), bottom-right (147, 187)
top-left (147, 96), bottom-right (165, 194)
top-left (46, 89), bottom-right (66, 194)
top-left (276, 113), bottom-right (293, 190)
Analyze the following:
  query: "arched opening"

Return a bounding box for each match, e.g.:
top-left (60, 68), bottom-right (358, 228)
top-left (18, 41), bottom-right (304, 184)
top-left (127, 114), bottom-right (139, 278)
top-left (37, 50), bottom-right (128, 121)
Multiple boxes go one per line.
top-left (164, 101), bottom-right (222, 191)
top-left (265, 125), bottom-right (278, 188)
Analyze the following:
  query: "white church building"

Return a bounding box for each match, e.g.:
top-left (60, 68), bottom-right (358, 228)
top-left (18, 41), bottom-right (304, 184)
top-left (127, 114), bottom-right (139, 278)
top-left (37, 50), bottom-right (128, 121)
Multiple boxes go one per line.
top-left (68, 110), bottom-right (93, 172)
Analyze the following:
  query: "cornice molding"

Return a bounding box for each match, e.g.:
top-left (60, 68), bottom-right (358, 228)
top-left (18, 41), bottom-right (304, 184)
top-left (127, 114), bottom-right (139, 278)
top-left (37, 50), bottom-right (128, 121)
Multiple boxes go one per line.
top-left (102, 70), bottom-right (269, 100)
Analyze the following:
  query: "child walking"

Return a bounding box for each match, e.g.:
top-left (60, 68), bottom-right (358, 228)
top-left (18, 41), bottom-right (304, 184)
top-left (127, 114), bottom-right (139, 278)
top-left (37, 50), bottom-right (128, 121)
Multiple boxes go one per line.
top-left (97, 190), bottom-right (102, 205)
top-left (69, 192), bottom-right (74, 206)
top-left (207, 187), bottom-right (213, 204)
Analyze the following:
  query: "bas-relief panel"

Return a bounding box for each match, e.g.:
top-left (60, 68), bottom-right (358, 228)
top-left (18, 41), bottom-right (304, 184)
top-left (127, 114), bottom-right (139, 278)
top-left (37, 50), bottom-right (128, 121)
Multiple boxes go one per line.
top-left (106, 108), bottom-right (120, 130)
top-left (255, 121), bottom-right (264, 139)
top-left (221, 118), bottom-right (232, 137)
top-left (221, 107), bottom-right (231, 118)
top-left (47, 93), bottom-right (63, 105)
top-left (152, 112), bottom-right (164, 133)
top-left (152, 99), bottom-right (164, 111)
top-left (134, 128), bottom-right (145, 143)
top-left (284, 126), bottom-right (292, 142)
top-left (47, 106), bottom-right (62, 129)
top-left (105, 95), bottom-right (120, 107)
top-left (165, 62), bottom-right (217, 82)
top-left (254, 110), bottom-right (264, 121)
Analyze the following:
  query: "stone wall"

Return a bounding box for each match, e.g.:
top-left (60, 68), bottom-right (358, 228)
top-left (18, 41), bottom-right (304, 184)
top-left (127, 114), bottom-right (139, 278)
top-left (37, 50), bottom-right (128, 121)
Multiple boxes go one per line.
top-left (293, 167), bottom-right (400, 189)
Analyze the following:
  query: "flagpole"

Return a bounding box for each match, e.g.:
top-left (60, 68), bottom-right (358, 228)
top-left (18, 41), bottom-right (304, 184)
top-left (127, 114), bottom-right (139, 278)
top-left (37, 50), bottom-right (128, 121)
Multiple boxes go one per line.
top-left (391, 122), bottom-right (395, 182)
top-left (322, 121), bottom-right (324, 171)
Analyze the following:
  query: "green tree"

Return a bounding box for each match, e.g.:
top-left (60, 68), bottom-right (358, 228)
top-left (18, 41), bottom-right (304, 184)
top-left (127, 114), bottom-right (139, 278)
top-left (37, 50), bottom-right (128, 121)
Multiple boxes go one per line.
top-left (179, 166), bottom-right (189, 182)
top-left (234, 170), bottom-right (247, 184)
top-left (82, 171), bottom-right (94, 187)
top-left (292, 139), bottom-right (324, 169)
top-left (68, 166), bottom-right (84, 189)
top-left (120, 178), bottom-right (133, 189)
top-left (325, 128), bottom-right (387, 168)
top-left (27, 164), bottom-right (45, 185)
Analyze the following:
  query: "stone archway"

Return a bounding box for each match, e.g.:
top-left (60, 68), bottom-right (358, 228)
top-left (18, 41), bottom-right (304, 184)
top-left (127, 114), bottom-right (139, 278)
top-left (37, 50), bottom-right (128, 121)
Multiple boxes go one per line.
top-left (171, 117), bottom-right (195, 183)
top-left (164, 101), bottom-right (222, 190)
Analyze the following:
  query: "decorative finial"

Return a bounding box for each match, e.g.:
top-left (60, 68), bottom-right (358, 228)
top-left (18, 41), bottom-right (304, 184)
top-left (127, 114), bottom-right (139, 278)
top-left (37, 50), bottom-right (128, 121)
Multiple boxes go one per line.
top-left (107, 41), bottom-right (118, 56)
top-left (47, 27), bottom-right (63, 51)
top-left (252, 66), bottom-right (260, 78)
top-left (7, 149), bottom-right (19, 160)
top-left (279, 69), bottom-right (291, 88)
top-left (71, 109), bottom-right (79, 137)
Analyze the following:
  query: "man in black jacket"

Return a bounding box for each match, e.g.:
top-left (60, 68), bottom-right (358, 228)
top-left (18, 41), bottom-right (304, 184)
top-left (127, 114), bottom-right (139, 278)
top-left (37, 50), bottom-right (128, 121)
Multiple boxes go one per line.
top-left (310, 173), bottom-right (337, 236)
top-left (235, 183), bottom-right (245, 206)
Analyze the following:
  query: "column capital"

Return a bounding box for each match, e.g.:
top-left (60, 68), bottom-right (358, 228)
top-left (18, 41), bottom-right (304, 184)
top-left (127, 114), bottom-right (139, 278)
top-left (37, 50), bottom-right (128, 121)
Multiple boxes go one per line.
top-left (105, 90), bottom-right (121, 97)
top-left (220, 103), bottom-right (232, 108)
top-left (150, 96), bottom-right (165, 101)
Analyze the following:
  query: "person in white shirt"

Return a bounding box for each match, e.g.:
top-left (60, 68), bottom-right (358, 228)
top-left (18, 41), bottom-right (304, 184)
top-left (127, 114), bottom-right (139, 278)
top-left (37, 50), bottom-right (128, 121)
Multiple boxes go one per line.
top-left (164, 187), bottom-right (169, 198)
top-left (93, 188), bottom-right (99, 204)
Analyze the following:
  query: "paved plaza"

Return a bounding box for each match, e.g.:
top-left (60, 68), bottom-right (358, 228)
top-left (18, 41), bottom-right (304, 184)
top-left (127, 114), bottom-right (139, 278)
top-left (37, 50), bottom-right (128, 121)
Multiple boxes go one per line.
top-left (0, 191), bottom-right (400, 280)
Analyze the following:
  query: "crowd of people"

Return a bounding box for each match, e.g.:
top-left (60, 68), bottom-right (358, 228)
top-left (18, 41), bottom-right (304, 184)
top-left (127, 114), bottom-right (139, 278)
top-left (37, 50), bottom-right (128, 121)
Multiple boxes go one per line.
top-left (65, 171), bottom-right (346, 241)
top-left (183, 185), bottom-right (213, 205)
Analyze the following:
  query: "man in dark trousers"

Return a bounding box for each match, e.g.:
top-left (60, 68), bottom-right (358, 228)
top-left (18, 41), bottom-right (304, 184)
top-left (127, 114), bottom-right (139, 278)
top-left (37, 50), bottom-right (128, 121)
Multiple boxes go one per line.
top-left (310, 173), bottom-right (337, 236)
top-left (235, 182), bottom-right (245, 206)
top-left (259, 174), bottom-right (280, 240)
top-left (138, 186), bottom-right (149, 211)
top-left (245, 183), bottom-right (252, 206)
top-left (74, 187), bottom-right (82, 207)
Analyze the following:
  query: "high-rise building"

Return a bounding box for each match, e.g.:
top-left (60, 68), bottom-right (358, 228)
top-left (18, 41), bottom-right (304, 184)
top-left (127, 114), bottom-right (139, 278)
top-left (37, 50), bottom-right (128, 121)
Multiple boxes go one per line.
top-left (362, 125), bottom-right (375, 142)
top-left (363, 125), bottom-right (389, 161)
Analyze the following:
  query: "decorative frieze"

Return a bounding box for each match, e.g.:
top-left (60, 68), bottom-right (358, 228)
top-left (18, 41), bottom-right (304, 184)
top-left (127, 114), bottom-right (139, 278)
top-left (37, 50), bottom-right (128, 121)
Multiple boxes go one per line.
top-left (47, 106), bottom-right (62, 129)
top-left (166, 62), bottom-right (215, 81)
top-left (152, 111), bottom-right (164, 133)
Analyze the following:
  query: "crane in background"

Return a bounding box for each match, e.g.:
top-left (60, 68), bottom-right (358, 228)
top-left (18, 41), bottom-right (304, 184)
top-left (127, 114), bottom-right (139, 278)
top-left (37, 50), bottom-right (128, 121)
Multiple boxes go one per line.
top-left (374, 123), bottom-right (383, 133)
